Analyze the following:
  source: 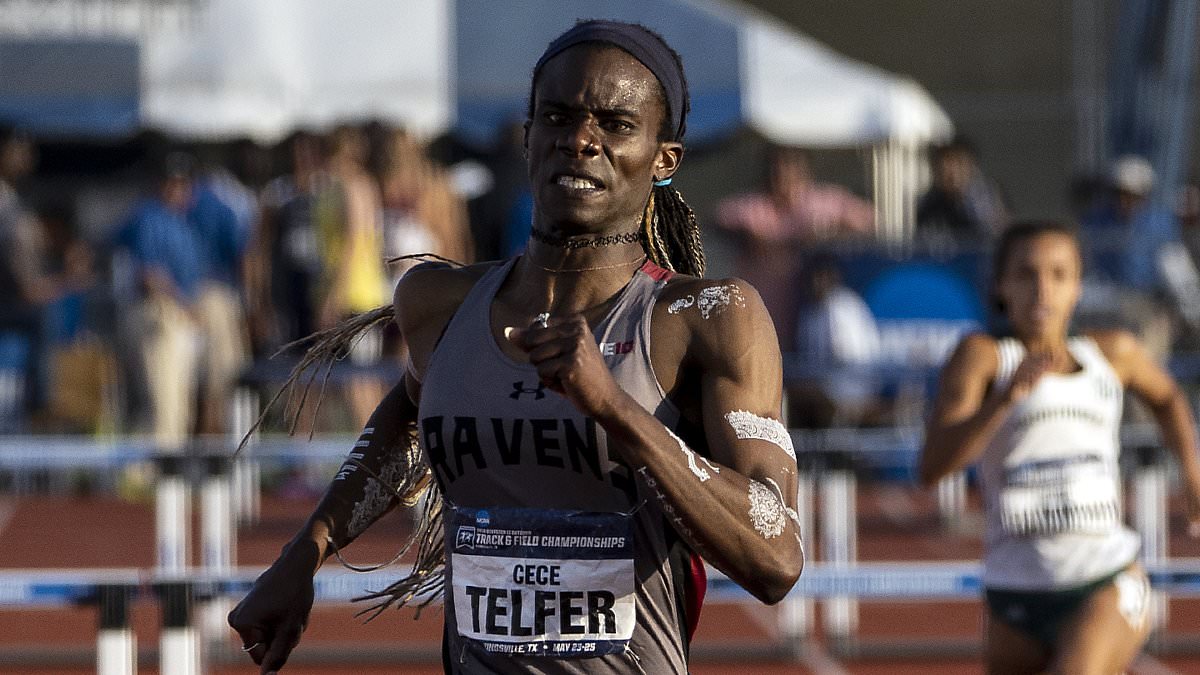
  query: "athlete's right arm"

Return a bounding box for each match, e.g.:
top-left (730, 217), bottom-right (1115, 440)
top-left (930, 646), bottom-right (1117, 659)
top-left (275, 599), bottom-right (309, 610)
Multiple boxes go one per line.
top-left (919, 333), bottom-right (1042, 486)
top-left (228, 261), bottom-right (480, 674)
top-left (228, 378), bottom-right (420, 674)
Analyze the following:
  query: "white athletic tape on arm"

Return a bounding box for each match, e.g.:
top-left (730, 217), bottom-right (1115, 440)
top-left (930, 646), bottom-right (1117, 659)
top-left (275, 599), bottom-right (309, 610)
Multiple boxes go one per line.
top-left (724, 411), bottom-right (795, 461)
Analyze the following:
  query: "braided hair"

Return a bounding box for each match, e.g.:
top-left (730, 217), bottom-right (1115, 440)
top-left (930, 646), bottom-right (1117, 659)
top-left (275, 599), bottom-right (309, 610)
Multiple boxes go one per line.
top-left (529, 21), bottom-right (706, 277)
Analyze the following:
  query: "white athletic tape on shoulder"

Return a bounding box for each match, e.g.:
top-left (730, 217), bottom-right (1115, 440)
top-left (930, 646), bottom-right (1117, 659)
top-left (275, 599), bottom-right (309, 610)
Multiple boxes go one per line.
top-left (725, 410), bottom-right (795, 461)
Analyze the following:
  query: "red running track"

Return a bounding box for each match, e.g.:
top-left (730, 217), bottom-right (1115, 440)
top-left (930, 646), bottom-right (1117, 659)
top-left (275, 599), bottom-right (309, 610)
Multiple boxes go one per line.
top-left (2, 483), bottom-right (1199, 674)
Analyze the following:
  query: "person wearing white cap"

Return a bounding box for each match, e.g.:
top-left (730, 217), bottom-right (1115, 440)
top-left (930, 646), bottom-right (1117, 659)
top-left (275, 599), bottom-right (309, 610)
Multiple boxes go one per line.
top-left (1081, 154), bottom-right (1177, 293)
top-left (1078, 155), bottom-right (1182, 360)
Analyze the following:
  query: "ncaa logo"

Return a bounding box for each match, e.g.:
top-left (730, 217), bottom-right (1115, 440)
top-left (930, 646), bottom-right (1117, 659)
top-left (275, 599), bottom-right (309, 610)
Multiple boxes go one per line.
top-left (476, 511), bottom-right (491, 527)
top-left (455, 526), bottom-right (476, 550)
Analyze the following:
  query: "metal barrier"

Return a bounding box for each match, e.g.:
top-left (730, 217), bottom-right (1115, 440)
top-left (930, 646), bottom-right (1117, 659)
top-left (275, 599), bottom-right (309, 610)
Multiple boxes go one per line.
top-left (7, 558), bottom-right (1200, 674)
top-left (0, 422), bottom-right (1186, 665)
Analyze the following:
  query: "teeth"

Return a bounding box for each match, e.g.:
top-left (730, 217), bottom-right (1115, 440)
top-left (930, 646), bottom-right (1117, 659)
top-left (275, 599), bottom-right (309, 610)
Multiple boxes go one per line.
top-left (557, 176), bottom-right (598, 189)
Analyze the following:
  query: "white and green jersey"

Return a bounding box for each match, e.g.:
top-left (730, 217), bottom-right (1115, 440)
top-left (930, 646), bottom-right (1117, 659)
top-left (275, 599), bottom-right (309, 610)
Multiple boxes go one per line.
top-left (979, 336), bottom-right (1140, 591)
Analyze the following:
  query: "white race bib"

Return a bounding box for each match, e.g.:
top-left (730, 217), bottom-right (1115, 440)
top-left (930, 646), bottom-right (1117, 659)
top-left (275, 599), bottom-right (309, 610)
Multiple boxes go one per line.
top-left (999, 454), bottom-right (1121, 536)
top-left (447, 504), bottom-right (636, 658)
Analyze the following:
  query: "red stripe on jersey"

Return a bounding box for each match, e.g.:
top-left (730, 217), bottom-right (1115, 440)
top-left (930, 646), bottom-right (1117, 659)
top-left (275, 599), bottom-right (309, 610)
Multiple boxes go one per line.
top-left (685, 551), bottom-right (706, 641)
top-left (640, 259), bottom-right (674, 282)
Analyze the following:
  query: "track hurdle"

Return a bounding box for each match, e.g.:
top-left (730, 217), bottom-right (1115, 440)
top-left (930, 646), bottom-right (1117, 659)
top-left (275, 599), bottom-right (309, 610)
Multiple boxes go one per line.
top-left (817, 450), bottom-right (858, 641)
top-left (96, 584), bottom-right (135, 675)
top-left (158, 581), bottom-right (201, 675)
top-left (199, 455), bottom-right (235, 649)
top-left (156, 455), bottom-right (190, 573)
top-left (3, 559), bottom-right (1200, 668)
top-left (1134, 444), bottom-right (1171, 631)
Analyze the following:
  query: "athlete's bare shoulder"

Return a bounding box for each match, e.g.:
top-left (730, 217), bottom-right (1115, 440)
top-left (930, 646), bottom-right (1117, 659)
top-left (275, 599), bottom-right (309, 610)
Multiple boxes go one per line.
top-left (1084, 328), bottom-right (1139, 363)
top-left (653, 274), bottom-right (777, 367)
top-left (941, 331), bottom-right (1001, 385)
top-left (1084, 327), bottom-right (1143, 382)
top-left (392, 259), bottom-right (504, 333)
top-left (394, 259), bottom-right (508, 381)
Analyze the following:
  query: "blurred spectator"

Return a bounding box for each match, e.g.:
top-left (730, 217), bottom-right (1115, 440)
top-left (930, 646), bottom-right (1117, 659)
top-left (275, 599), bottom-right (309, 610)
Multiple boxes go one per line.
top-left (379, 128), bottom-right (473, 287)
top-left (316, 125), bottom-right (389, 426)
top-left (1174, 180), bottom-right (1200, 345)
top-left (0, 127), bottom-right (93, 425)
top-left (717, 146), bottom-right (874, 345)
top-left (190, 157), bottom-right (253, 436)
top-left (916, 136), bottom-right (1007, 243)
top-left (317, 126), bottom-right (389, 329)
top-left (1179, 180), bottom-right (1200, 269)
top-left (1069, 172), bottom-right (1108, 223)
top-left (1081, 156), bottom-right (1179, 292)
top-left (113, 153), bottom-right (203, 449)
top-left (790, 254), bottom-right (883, 428)
top-left (35, 202), bottom-right (110, 434)
top-left (1077, 156), bottom-right (1182, 359)
top-left (471, 120), bottom-right (531, 261)
top-left (253, 131), bottom-right (332, 350)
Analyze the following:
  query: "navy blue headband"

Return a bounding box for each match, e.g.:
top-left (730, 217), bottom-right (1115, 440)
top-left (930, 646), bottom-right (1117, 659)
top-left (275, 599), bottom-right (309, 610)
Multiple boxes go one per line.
top-left (534, 20), bottom-right (687, 141)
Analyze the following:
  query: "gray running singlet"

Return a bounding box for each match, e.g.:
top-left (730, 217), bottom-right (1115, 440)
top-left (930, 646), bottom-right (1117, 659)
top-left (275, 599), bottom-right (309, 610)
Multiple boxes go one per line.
top-left (418, 258), bottom-right (697, 674)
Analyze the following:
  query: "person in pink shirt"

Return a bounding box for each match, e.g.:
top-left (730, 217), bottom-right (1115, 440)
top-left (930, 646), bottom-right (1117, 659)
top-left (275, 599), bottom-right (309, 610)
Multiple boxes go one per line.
top-left (717, 147), bottom-right (873, 344)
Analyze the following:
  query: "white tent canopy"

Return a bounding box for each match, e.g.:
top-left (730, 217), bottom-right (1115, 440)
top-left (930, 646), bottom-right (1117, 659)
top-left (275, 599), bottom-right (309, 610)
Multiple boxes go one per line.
top-left (454, 0), bottom-right (953, 149)
top-left (1, 0), bottom-right (948, 234)
top-left (736, 7), bottom-right (953, 147)
top-left (140, 0), bottom-right (452, 141)
top-left (1, 0), bottom-right (949, 148)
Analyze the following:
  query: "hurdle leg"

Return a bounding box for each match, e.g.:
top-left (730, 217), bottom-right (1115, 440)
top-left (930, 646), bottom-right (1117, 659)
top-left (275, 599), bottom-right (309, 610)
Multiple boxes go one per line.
top-left (820, 452), bottom-right (858, 643)
top-left (159, 582), bottom-right (200, 675)
top-left (779, 455), bottom-right (815, 657)
top-left (96, 584), bottom-right (135, 675)
top-left (1132, 446), bottom-right (1169, 633)
top-left (200, 456), bottom-right (234, 648)
top-left (229, 387), bottom-right (260, 525)
top-left (155, 455), bottom-right (190, 573)
top-left (936, 470), bottom-right (967, 525)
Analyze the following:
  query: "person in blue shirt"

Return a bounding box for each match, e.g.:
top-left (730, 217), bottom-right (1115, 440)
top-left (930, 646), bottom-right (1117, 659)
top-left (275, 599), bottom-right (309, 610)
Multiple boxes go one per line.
top-left (115, 153), bottom-right (203, 449)
top-left (1078, 155), bottom-right (1181, 361)
top-left (1080, 156), bottom-right (1179, 294)
top-left (189, 168), bottom-right (252, 435)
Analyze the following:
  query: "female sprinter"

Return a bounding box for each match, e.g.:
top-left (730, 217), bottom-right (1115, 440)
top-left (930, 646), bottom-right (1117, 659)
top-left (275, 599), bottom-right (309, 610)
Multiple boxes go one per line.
top-left (919, 220), bottom-right (1200, 674)
top-left (230, 20), bottom-right (802, 674)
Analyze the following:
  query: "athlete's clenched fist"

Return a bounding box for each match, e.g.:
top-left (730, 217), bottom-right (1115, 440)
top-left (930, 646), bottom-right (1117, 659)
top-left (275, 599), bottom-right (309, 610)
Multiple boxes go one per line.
top-left (506, 315), bottom-right (624, 418)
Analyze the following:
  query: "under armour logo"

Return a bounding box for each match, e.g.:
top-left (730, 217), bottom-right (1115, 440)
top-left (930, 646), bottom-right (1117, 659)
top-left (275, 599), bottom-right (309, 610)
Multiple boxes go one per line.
top-left (510, 381), bottom-right (546, 400)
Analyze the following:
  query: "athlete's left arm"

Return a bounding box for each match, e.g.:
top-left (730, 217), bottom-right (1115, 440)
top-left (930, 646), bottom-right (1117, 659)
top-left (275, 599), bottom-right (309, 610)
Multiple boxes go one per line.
top-left (511, 279), bottom-right (802, 604)
top-left (1097, 329), bottom-right (1200, 535)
